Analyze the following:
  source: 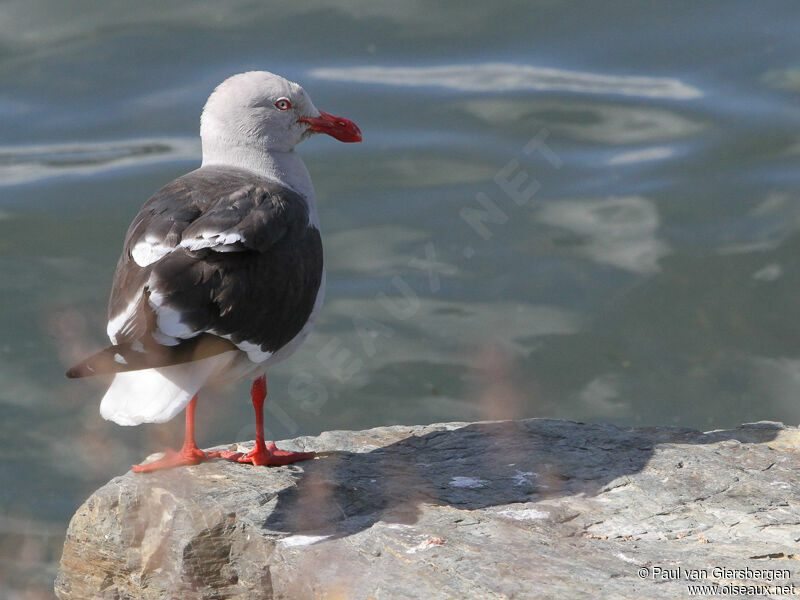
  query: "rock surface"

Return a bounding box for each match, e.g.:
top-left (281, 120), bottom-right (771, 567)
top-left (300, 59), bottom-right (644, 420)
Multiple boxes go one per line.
top-left (56, 419), bottom-right (800, 599)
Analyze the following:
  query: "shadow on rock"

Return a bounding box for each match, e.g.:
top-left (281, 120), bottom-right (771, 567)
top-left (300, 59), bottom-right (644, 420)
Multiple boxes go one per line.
top-left (264, 418), bottom-right (783, 538)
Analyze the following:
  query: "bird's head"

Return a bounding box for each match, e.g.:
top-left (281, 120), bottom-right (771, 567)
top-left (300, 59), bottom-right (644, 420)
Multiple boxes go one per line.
top-left (200, 71), bottom-right (361, 153)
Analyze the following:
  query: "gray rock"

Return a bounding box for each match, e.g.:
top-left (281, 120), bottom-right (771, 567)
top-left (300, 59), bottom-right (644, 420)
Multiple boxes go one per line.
top-left (55, 419), bottom-right (800, 599)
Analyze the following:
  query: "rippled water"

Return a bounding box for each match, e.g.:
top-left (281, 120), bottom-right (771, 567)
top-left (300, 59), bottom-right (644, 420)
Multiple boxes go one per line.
top-left (3, 1), bottom-right (800, 596)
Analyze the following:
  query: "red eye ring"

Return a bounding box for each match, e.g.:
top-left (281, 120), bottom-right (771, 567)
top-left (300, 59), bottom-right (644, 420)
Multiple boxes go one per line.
top-left (274, 98), bottom-right (292, 111)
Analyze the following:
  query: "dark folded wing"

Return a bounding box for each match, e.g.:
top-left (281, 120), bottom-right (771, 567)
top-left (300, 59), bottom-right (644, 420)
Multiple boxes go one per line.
top-left (69, 165), bottom-right (323, 378)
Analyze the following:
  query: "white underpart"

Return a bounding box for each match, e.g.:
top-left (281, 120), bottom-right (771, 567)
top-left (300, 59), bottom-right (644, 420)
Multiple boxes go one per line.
top-left (100, 351), bottom-right (238, 425)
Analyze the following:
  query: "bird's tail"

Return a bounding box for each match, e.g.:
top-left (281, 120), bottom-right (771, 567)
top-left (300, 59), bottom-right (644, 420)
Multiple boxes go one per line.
top-left (99, 351), bottom-right (238, 426)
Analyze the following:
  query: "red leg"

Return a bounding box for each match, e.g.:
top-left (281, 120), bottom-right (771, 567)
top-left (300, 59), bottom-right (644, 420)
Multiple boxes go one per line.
top-left (132, 395), bottom-right (209, 473)
top-left (219, 375), bottom-right (315, 466)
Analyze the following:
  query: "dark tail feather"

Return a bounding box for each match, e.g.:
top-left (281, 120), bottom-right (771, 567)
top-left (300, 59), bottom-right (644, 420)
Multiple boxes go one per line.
top-left (66, 335), bottom-right (238, 378)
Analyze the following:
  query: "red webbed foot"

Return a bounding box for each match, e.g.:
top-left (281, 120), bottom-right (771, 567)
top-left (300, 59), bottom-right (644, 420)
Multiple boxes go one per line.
top-left (240, 441), bottom-right (315, 466)
top-left (132, 445), bottom-right (209, 473)
top-left (215, 442), bottom-right (314, 466)
top-left (212, 376), bottom-right (315, 467)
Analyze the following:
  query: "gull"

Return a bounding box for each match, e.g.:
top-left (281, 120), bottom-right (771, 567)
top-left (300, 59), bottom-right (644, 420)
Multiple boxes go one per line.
top-left (67, 71), bottom-right (361, 472)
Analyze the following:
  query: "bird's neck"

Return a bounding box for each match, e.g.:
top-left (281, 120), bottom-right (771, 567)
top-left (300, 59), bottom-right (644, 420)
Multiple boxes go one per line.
top-left (201, 139), bottom-right (319, 227)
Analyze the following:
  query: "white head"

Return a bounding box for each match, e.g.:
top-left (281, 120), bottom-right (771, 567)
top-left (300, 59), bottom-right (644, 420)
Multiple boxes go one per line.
top-left (200, 71), bottom-right (361, 155)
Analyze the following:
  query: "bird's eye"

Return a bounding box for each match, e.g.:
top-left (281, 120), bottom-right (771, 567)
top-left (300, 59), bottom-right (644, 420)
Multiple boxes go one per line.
top-left (274, 98), bottom-right (292, 111)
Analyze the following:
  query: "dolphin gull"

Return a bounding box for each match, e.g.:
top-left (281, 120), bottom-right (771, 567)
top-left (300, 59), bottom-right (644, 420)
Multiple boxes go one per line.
top-left (67, 71), bottom-right (362, 472)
